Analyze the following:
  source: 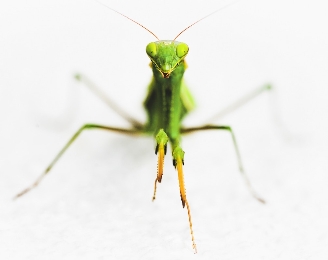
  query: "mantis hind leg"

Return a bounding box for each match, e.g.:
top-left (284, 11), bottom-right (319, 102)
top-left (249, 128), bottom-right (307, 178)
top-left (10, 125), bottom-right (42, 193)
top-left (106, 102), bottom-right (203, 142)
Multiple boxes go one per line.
top-left (181, 125), bottom-right (265, 204)
top-left (14, 124), bottom-right (142, 199)
top-left (203, 84), bottom-right (272, 123)
top-left (75, 73), bottom-right (143, 129)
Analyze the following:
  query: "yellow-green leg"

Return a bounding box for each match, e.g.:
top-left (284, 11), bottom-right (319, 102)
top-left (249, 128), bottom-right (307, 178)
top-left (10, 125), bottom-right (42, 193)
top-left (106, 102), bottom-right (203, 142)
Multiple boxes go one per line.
top-left (14, 124), bottom-right (141, 199)
top-left (182, 125), bottom-right (265, 204)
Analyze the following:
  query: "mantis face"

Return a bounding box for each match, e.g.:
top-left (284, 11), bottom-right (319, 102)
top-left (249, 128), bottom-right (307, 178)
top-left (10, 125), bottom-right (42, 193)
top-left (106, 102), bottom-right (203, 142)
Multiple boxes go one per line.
top-left (146, 40), bottom-right (189, 78)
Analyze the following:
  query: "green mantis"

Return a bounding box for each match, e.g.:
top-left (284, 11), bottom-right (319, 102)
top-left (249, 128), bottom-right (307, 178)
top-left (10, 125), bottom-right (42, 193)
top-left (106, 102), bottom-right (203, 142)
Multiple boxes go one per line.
top-left (14, 4), bottom-right (270, 253)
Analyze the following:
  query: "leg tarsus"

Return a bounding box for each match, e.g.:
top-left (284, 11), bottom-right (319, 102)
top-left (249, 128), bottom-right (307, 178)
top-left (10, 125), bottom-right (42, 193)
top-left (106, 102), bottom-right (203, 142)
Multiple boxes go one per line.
top-left (152, 178), bottom-right (157, 201)
top-left (185, 200), bottom-right (197, 254)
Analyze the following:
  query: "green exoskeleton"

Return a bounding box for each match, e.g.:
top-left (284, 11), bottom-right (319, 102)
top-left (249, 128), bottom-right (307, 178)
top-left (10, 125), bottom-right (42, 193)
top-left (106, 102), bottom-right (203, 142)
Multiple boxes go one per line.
top-left (15, 5), bottom-right (269, 253)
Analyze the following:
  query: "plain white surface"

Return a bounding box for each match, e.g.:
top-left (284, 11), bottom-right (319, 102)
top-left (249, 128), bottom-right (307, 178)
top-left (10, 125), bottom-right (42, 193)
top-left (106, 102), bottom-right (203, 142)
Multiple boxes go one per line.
top-left (1, 0), bottom-right (328, 259)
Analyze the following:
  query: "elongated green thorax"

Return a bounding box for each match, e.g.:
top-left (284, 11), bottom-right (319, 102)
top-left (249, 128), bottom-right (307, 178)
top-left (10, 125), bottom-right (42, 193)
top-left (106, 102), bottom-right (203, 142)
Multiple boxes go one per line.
top-left (144, 41), bottom-right (190, 146)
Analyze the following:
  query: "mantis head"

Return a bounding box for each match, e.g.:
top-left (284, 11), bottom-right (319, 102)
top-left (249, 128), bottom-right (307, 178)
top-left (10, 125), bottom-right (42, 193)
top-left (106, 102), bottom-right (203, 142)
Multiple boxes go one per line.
top-left (146, 41), bottom-right (189, 78)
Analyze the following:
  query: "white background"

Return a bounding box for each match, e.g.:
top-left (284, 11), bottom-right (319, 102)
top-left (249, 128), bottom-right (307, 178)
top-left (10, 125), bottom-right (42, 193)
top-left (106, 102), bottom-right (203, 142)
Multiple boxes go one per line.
top-left (1, 0), bottom-right (328, 259)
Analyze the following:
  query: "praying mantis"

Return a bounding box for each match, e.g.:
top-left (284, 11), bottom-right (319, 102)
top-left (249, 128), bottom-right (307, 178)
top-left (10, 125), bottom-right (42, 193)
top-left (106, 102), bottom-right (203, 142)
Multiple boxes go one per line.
top-left (14, 2), bottom-right (272, 253)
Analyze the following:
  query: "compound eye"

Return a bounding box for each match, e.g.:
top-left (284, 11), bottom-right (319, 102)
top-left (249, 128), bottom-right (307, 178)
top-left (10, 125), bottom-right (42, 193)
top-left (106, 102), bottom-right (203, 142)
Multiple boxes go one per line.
top-left (146, 42), bottom-right (157, 58)
top-left (176, 43), bottom-right (189, 58)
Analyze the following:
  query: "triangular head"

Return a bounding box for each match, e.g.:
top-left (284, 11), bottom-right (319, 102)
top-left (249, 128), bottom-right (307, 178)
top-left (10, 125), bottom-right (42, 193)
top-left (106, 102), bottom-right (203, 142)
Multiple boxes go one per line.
top-left (146, 41), bottom-right (189, 78)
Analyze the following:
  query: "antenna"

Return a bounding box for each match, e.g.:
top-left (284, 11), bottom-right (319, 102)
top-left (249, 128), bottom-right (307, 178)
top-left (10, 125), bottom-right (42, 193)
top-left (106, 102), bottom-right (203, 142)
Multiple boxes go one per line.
top-left (173, 0), bottom-right (242, 41)
top-left (96, 0), bottom-right (160, 40)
